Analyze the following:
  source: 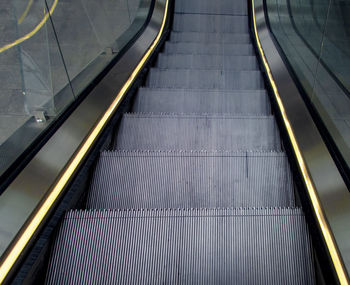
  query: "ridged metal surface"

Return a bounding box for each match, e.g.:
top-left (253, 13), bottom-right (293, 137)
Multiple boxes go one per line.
top-left (46, 208), bottom-right (315, 284)
top-left (146, 69), bottom-right (264, 89)
top-left (175, 0), bottom-right (247, 15)
top-left (163, 42), bottom-right (254, 55)
top-left (170, 32), bottom-right (251, 44)
top-left (115, 113), bottom-right (281, 151)
top-left (156, 54), bottom-right (258, 70)
top-left (133, 88), bottom-right (270, 114)
top-left (87, 150), bottom-right (295, 209)
top-left (45, 0), bottom-right (317, 282)
top-left (173, 14), bottom-right (248, 33)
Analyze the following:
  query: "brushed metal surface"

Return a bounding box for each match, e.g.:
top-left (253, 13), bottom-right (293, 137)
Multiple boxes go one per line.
top-left (253, 0), bottom-right (350, 279)
top-left (46, 208), bottom-right (315, 284)
top-left (87, 150), bottom-right (295, 209)
top-left (0, 0), bottom-right (166, 272)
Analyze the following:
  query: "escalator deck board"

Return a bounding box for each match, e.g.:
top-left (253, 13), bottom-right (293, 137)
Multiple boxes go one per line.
top-left (46, 208), bottom-right (315, 284)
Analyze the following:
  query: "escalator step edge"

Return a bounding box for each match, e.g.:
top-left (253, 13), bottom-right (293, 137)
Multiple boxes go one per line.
top-left (114, 113), bottom-right (281, 151)
top-left (87, 150), bottom-right (295, 209)
top-left (133, 88), bottom-right (269, 114)
top-left (45, 208), bottom-right (315, 284)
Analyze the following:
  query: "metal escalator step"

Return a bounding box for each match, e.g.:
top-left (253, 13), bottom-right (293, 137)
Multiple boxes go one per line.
top-left (175, 0), bottom-right (247, 15)
top-left (133, 88), bottom-right (270, 114)
top-left (87, 150), bottom-right (295, 209)
top-left (163, 42), bottom-right (254, 55)
top-left (170, 32), bottom-right (251, 44)
top-left (156, 54), bottom-right (258, 70)
top-left (114, 113), bottom-right (281, 151)
top-left (173, 14), bottom-right (248, 33)
top-left (46, 208), bottom-right (315, 284)
top-left (146, 68), bottom-right (264, 90)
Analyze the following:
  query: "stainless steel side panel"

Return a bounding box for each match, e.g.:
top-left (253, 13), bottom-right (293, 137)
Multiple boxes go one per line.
top-left (253, 0), bottom-right (350, 282)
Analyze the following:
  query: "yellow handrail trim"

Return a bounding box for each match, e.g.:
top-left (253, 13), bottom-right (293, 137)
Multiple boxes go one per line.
top-left (0, 1), bottom-right (168, 283)
top-left (251, 0), bottom-right (349, 284)
top-left (0, 0), bottom-right (58, 54)
top-left (18, 0), bottom-right (34, 25)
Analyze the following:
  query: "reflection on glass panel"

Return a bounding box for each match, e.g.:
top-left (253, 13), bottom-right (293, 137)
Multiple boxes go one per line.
top-left (0, 1), bottom-right (30, 147)
top-left (311, 0), bottom-right (350, 166)
top-left (289, 0), bottom-right (328, 56)
top-left (0, 0), bottom-right (151, 177)
top-left (320, 0), bottom-right (350, 92)
top-left (266, 0), bottom-right (350, 172)
top-left (47, 0), bottom-right (144, 95)
top-left (266, 0), bottom-right (327, 95)
top-left (0, 0), bottom-right (75, 176)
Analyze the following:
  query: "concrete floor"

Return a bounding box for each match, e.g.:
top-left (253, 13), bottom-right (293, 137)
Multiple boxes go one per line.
top-left (0, 115), bottom-right (29, 145)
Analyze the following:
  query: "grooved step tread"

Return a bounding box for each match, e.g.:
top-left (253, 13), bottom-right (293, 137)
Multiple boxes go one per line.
top-left (173, 14), bottom-right (248, 33)
top-left (157, 54), bottom-right (258, 70)
top-left (164, 42), bottom-right (254, 55)
top-left (44, 0), bottom-right (315, 282)
top-left (175, 0), bottom-right (248, 15)
top-left (147, 68), bottom-right (264, 90)
top-left (46, 208), bottom-right (315, 285)
top-left (170, 32), bottom-right (251, 43)
top-left (114, 113), bottom-right (281, 151)
top-left (133, 88), bottom-right (270, 114)
top-left (87, 150), bottom-right (295, 209)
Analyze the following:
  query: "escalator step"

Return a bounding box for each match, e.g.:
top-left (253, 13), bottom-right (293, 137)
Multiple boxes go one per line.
top-left (146, 68), bottom-right (264, 89)
top-left (163, 42), bottom-right (254, 55)
top-left (170, 32), bottom-right (251, 44)
top-left (114, 113), bottom-right (281, 151)
top-left (156, 54), bottom-right (258, 70)
top-left (133, 88), bottom-right (270, 114)
top-left (87, 150), bottom-right (295, 209)
top-left (46, 208), bottom-right (315, 284)
top-left (173, 14), bottom-right (248, 33)
top-left (175, 0), bottom-right (247, 15)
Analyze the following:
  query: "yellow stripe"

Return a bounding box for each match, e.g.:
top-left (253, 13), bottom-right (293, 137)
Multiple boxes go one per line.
top-left (18, 0), bottom-right (34, 25)
top-left (0, 1), bottom-right (169, 283)
top-left (251, 0), bottom-right (349, 284)
top-left (0, 0), bottom-right (58, 54)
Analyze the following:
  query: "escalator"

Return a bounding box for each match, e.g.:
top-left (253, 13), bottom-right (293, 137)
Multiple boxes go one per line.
top-left (43, 0), bottom-right (316, 283)
top-left (1, 0), bottom-right (350, 283)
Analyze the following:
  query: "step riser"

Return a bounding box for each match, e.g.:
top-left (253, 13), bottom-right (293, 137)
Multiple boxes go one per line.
top-left (170, 32), bottom-right (251, 44)
top-left (133, 89), bottom-right (270, 114)
top-left (87, 152), bottom-right (294, 209)
top-left (115, 115), bottom-right (281, 151)
top-left (147, 69), bottom-right (264, 90)
top-left (46, 209), bottom-right (315, 284)
top-left (173, 14), bottom-right (249, 33)
top-left (156, 54), bottom-right (259, 70)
